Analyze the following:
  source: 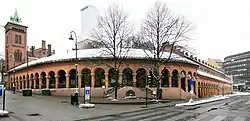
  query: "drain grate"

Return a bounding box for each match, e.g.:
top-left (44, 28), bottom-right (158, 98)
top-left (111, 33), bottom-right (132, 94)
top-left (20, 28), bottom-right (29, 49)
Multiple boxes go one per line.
top-left (26, 113), bottom-right (42, 116)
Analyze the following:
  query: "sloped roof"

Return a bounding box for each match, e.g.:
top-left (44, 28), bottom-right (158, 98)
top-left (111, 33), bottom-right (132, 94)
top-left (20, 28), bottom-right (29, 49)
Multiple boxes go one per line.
top-left (9, 48), bottom-right (197, 72)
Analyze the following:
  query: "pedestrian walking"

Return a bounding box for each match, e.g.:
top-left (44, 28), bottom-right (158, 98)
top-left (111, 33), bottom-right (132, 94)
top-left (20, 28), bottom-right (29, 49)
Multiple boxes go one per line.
top-left (12, 83), bottom-right (15, 94)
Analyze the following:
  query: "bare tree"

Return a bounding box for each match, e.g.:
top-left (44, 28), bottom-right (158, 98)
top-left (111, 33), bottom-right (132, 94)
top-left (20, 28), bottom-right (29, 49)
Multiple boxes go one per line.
top-left (91, 4), bottom-right (133, 99)
top-left (139, 1), bottom-right (192, 100)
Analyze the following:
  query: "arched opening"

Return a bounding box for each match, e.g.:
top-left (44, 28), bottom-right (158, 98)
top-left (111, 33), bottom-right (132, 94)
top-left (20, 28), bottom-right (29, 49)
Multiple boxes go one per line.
top-left (149, 70), bottom-right (157, 87)
top-left (81, 68), bottom-right (91, 87)
top-left (108, 68), bottom-right (118, 87)
top-left (23, 75), bottom-right (25, 89)
top-left (69, 69), bottom-right (77, 88)
top-left (187, 71), bottom-right (192, 92)
top-left (95, 68), bottom-right (105, 87)
top-left (161, 68), bottom-right (169, 87)
top-left (136, 68), bottom-right (146, 88)
top-left (58, 70), bottom-right (66, 88)
top-left (180, 71), bottom-right (186, 91)
top-left (26, 75), bottom-right (30, 88)
top-left (198, 82), bottom-right (201, 98)
top-left (171, 70), bottom-right (178, 87)
top-left (126, 90), bottom-right (135, 97)
top-left (41, 72), bottom-right (46, 89)
top-left (31, 74), bottom-right (34, 89)
top-left (193, 72), bottom-right (197, 94)
top-left (35, 73), bottom-right (39, 89)
top-left (122, 68), bottom-right (133, 86)
top-left (49, 71), bottom-right (55, 89)
top-left (19, 76), bottom-right (22, 89)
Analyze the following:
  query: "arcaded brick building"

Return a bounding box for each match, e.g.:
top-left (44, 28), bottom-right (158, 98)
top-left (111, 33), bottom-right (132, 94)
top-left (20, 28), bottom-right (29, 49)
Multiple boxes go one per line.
top-left (4, 20), bottom-right (233, 100)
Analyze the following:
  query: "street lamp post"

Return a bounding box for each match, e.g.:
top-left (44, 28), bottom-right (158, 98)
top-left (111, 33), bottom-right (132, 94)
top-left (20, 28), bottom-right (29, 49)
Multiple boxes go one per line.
top-left (13, 58), bottom-right (15, 93)
top-left (26, 46), bottom-right (29, 89)
top-left (69, 31), bottom-right (79, 104)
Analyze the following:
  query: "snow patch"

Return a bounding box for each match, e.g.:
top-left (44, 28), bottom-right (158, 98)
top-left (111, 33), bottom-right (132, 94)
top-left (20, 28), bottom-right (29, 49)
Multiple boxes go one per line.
top-left (0, 110), bottom-right (9, 117)
top-left (175, 96), bottom-right (229, 106)
top-left (79, 103), bottom-right (95, 108)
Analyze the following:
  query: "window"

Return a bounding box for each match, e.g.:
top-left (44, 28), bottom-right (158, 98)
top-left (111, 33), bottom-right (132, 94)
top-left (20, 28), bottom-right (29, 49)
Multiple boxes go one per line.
top-left (18, 35), bottom-right (22, 44)
top-left (14, 50), bottom-right (22, 62)
top-left (15, 35), bottom-right (18, 43)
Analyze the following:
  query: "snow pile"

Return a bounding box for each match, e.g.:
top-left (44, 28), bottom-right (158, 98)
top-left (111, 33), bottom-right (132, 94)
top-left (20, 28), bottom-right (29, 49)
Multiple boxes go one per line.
top-left (175, 96), bottom-right (229, 106)
top-left (0, 110), bottom-right (9, 117)
top-left (227, 92), bottom-right (250, 97)
top-left (79, 103), bottom-right (95, 108)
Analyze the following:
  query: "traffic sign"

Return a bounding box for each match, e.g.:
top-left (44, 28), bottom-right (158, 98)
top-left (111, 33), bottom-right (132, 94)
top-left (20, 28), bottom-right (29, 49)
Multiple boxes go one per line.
top-left (0, 85), bottom-right (4, 97)
top-left (84, 86), bottom-right (91, 103)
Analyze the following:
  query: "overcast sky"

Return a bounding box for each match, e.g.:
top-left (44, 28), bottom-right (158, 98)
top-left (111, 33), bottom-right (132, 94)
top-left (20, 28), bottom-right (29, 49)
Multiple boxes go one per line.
top-left (1, 0), bottom-right (250, 61)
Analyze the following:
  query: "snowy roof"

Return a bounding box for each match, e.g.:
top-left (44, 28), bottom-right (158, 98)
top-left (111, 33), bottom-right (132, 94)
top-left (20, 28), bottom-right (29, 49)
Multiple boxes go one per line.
top-left (197, 70), bottom-right (232, 83)
top-left (9, 48), bottom-right (197, 72)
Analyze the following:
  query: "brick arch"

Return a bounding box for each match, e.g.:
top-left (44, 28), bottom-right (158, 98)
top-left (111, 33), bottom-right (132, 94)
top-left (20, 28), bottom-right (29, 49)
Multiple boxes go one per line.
top-left (171, 69), bottom-right (179, 87)
top-left (94, 68), bottom-right (105, 87)
top-left (122, 67), bottom-right (133, 86)
top-left (161, 67), bottom-right (170, 87)
top-left (48, 71), bottom-right (56, 89)
top-left (58, 70), bottom-right (66, 88)
top-left (81, 68), bottom-right (91, 87)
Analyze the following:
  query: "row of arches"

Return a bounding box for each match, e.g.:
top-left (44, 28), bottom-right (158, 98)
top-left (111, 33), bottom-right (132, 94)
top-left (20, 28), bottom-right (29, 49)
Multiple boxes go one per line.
top-left (11, 67), bottom-right (198, 92)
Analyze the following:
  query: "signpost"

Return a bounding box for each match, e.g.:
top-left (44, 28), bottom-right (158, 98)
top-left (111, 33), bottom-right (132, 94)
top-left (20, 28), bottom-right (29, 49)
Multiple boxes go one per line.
top-left (189, 79), bottom-right (195, 103)
top-left (85, 86), bottom-right (91, 104)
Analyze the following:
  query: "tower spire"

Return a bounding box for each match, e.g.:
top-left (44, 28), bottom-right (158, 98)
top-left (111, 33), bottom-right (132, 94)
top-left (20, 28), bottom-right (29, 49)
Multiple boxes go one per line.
top-left (10, 8), bottom-right (22, 24)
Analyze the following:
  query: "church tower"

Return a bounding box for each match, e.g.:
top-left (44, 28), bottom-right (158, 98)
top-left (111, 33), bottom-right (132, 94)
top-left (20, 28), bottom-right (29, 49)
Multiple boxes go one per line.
top-left (5, 9), bottom-right (28, 70)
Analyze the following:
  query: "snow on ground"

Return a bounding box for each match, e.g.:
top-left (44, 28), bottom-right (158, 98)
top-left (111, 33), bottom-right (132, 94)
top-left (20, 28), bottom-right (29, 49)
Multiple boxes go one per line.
top-left (175, 92), bottom-right (250, 107)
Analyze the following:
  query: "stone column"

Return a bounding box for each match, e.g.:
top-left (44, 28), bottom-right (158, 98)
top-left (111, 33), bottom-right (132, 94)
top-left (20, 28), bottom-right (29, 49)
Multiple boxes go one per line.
top-left (132, 72), bottom-right (137, 84)
top-left (195, 81), bottom-right (198, 96)
top-left (104, 73), bottom-right (109, 88)
top-left (91, 73), bottom-right (95, 88)
top-left (66, 74), bottom-right (69, 88)
top-left (25, 78), bottom-right (28, 88)
top-left (178, 75), bottom-right (181, 88)
top-left (78, 74), bottom-right (82, 89)
top-left (118, 73), bottom-right (123, 85)
top-left (33, 78), bottom-right (36, 89)
top-left (29, 78), bottom-right (32, 88)
top-left (55, 75), bottom-right (59, 89)
top-left (185, 76), bottom-right (188, 92)
top-left (39, 77), bottom-right (42, 89)
top-left (169, 74), bottom-right (172, 88)
top-left (46, 76), bottom-right (50, 89)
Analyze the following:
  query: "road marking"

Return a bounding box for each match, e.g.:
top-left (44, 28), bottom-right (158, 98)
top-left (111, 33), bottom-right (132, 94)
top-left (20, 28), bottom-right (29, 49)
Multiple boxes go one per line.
top-left (234, 117), bottom-right (246, 121)
top-left (210, 115), bottom-right (226, 121)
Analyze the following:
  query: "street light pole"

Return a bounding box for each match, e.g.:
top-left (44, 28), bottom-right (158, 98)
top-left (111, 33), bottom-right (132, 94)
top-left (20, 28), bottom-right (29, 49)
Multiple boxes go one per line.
top-left (69, 31), bottom-right (79, 105)
top-left (26, 46), bottom-right (29, 89)
top-left (69, 31), bottom-right (78, 92)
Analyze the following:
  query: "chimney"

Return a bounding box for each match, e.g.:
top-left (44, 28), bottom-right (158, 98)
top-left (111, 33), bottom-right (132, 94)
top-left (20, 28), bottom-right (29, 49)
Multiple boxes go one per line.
top-left (42, 40), bottom-right (46, 49)
top-left (30, 46), bottom-right (35, 57)
top-left (47, 44), bottom-right (51, 56)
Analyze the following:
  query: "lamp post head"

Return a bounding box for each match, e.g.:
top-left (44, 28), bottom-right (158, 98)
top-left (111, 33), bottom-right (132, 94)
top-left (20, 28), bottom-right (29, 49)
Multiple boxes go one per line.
top-left (69, 33), bottom-right (74, 40)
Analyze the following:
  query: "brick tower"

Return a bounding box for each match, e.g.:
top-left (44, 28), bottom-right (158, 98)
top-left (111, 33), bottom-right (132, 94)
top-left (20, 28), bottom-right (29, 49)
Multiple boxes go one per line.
top-left (5, 9), bottom-right (28, 71)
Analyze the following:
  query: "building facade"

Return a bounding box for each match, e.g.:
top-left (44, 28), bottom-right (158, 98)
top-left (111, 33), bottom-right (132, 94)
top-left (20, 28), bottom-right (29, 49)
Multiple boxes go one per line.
top-left (223, 51), bottom-right (250, 91)
top-left (4, 12), bottom-right (233, 100)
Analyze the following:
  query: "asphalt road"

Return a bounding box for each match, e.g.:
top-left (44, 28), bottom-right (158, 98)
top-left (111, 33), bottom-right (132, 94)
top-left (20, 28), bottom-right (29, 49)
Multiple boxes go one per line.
top-left (1, 91), bottom-right (250, 121)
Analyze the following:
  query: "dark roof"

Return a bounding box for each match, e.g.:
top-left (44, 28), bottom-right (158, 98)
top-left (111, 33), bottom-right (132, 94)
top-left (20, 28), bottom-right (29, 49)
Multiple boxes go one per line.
top-left (4, 22), bottom-right (28, 28)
